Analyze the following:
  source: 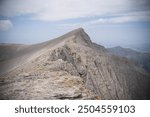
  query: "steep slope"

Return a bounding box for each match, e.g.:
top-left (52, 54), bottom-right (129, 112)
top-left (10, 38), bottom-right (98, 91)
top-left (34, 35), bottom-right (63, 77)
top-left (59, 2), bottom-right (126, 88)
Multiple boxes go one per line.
top-left (0, 28), bottom-right (150, 99)
top-left (108, 46), bottom-right (150, 72)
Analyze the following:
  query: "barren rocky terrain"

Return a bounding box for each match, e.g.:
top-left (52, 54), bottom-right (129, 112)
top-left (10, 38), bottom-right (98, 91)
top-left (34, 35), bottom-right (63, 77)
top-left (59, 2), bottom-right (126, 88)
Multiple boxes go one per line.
top-left (0, 28), bottom-right (150, 99)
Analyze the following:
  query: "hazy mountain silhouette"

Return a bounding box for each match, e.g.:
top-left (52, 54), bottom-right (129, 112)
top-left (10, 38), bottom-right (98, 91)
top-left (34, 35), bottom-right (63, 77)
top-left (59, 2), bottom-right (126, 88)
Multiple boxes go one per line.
top-left (108, 46), bottom-right (150, 72)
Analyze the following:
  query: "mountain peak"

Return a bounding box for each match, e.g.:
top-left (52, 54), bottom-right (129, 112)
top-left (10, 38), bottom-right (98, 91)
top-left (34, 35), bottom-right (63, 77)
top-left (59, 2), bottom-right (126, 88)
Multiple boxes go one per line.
top-left (63, 28), bottom-right (92, 46)
top-left (73, 27), bottom-right (84, 33)
top-left (64, 27), bottom-right (85, 36)
top-left (52, 28), bottom-right (92, 47)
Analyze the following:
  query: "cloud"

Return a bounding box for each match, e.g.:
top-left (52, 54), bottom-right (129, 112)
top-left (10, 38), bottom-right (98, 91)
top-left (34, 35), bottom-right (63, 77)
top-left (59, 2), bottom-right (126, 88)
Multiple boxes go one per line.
top-left (60, 10), bottom-right (150, 28)
top-left (0, 20), bottom-right (13, 31)
top-left (90, 11), bottom-right (150, 25)
top-left (0, 0), bottom-right (150, 21)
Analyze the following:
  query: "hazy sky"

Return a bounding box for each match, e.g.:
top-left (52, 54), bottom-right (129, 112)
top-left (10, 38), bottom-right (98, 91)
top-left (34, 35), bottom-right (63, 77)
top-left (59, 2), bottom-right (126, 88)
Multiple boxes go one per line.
top-left (0, 0), bottom-right (150, 48)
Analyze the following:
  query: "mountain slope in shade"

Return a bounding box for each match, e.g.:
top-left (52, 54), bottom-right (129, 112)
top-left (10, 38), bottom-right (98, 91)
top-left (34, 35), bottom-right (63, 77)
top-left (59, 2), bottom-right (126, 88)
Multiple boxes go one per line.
top-left (0, 28), bottom-right (150, 100)
top-left (107, 46), bottom-right (150, 72)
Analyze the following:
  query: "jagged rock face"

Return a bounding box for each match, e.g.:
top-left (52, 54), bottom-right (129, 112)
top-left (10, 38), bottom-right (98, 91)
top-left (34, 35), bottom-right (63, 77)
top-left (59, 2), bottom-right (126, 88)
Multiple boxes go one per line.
top-left (0, 28), bottom-right (150, 99)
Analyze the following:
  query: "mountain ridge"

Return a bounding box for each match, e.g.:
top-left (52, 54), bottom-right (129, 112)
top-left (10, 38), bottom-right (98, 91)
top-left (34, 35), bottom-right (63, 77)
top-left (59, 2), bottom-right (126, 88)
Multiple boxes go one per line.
top-left (108, 46), bottom-right (150, 72)
top-left (0, 28), bottom-right (150, 100)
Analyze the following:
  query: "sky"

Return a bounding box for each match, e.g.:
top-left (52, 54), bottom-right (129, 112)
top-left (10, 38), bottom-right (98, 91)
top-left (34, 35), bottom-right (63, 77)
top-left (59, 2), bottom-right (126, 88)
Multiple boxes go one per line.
top-left (0, 0), bottom-right (150, 49)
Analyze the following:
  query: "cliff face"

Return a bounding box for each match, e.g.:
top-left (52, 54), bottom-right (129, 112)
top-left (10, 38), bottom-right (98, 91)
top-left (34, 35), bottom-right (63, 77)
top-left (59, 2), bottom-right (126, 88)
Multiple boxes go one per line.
top-left (0, 28), bottom-right (150, 99)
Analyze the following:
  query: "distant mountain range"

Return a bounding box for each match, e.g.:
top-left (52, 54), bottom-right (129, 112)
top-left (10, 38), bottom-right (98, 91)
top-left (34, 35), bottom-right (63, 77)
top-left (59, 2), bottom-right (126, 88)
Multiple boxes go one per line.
top-left (0, 28), bottom-right (150, 100)
top-left (107, 46), bottom-right (150, 72)
top-left (125, 44), bottom-right (150, 53)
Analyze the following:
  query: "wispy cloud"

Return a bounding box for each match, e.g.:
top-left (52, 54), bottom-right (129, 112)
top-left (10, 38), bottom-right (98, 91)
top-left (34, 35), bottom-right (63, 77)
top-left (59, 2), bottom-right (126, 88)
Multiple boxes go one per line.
top-left (0, 0), bottom-right (150, 21)
top-left (89, 11), bottom-right (150, 24)
top-left (60, 10), bottom-right (150, 28)
top-left (0, 20), bottom-right (13, 31)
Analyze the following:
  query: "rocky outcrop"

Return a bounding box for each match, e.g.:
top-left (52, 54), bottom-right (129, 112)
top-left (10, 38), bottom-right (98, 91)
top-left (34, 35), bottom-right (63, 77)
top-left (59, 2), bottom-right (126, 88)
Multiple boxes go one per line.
top-left (0, 28), bottom-right (150, 99)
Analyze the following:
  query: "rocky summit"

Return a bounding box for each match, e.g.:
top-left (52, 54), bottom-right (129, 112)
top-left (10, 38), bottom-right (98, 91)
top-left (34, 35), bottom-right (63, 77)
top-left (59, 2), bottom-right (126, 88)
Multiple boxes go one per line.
top-left (0, 28), bottom-right (150, 100)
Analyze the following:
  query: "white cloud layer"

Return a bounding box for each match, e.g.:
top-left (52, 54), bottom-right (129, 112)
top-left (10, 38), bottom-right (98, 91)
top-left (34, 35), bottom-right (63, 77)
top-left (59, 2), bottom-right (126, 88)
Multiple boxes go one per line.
top-left (0, 20), bottom-right (13, 31)
top-left (89, 11), bottom-right (150, 24)
top-left (60, 10), bottom-right (150, 28)
top-left (0, 0), bottom-right (149, 21)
